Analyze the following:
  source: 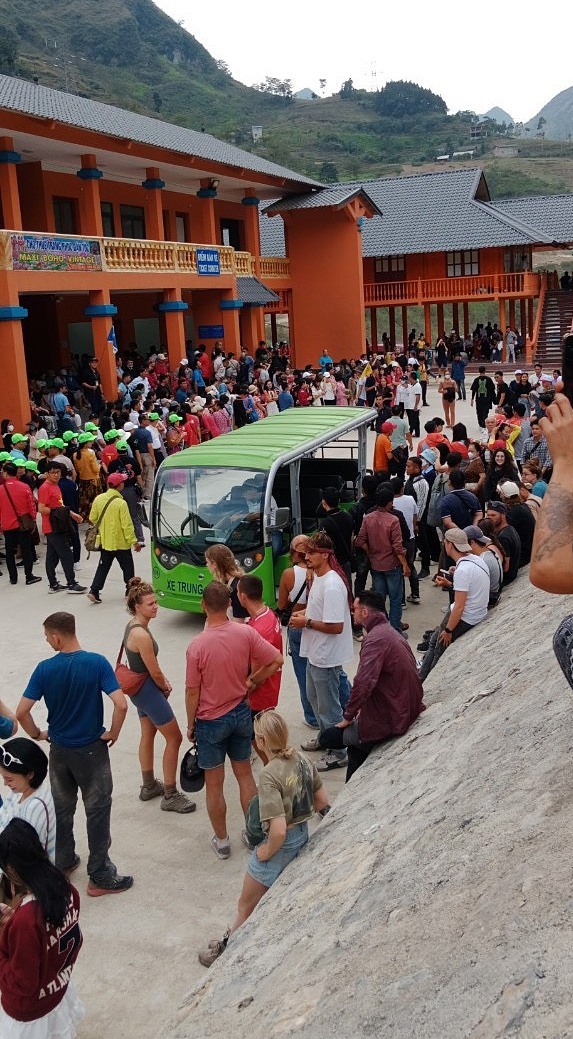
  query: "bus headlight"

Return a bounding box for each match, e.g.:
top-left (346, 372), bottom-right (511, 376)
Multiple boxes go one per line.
top-left (159, 551), bottom-right (180, 570)
top-left (243, 556), bottom-right (254, 569)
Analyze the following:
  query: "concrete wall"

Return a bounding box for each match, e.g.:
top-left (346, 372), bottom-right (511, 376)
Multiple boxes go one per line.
top-left (159, 573), bottom-right (573, 1038)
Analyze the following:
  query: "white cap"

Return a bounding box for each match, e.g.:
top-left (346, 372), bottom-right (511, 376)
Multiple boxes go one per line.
top-left (123, 421), bottom-right (137, 431)
top-left (179, 357), bottom-right (188, 366)
top-left (498, 480), bottom-right (520, 498)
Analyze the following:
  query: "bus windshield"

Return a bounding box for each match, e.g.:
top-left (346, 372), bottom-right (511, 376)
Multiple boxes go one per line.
top-left (153, 466), bottom-right (266, 564)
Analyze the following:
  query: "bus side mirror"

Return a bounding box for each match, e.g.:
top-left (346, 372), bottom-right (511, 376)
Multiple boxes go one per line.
top-left (268, 507), bottom-right (290, 530)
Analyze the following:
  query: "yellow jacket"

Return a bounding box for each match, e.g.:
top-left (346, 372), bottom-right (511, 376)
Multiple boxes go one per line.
top-left (74, 448), bottom-right (100, 482)
top-left (89, 489), bottom-right (136, 550)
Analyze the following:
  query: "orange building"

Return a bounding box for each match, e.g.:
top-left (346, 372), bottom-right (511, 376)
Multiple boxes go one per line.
top-left (1, 72), bottom-right (573, 429)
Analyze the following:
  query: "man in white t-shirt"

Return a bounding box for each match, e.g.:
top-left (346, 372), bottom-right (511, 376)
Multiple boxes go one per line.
top-left (391, 477), bottom-right (420, 604)
top-left (290, 531), bottom-right (353, 771)
top-left (418, 527), bottom-right (489, 681)
top-left (405, 372), bottom-right (422, 438)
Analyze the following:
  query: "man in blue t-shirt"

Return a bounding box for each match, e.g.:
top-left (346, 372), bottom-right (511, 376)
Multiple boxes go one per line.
top-left (131, 415), bottom-right (155, 499)
top-left (440, 469), bottom-right (482, 530)
top-left (16, 611), bottom-right (133, 896)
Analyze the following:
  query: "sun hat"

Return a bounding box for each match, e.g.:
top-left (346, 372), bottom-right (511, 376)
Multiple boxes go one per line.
top-left (498, 480), bottom-right (520, 498)
top-left (0, 738), bottom-right (48, 785)
top-left (10, 433), bottom-right (28, 444)
top-left (13, 457), bottom-right (26, 468)
top-left (78, 432), bottom-right (95, 444)
top-left (25, 460), bottom-right (39, 473)
top-left (104, 429), bottom-right (122, 442)
top-left (248, 384), bottom-right (257, 393)
top-left (35, 438), bottom-right (48, 450)
top-left (168, 414), bottom-right (182, 424)
top-left (107, 472), bottom-right (126, 487)
top-left (0, 451), bottom-right (11, 462)
top-left (84, 422), bottom-right (98, 432)
top-left (48, 438), bottom-right (65, 450)
top-left (444, 528), bottom-right (472, 553)
top-left (148, 412), bottom-right (160, 421)
top-left (464, 524), bottom-right (491, 545)
top-left (62, 430), bottom-right (77, 442)
top-left (116, 440), bottom-right (129, 453)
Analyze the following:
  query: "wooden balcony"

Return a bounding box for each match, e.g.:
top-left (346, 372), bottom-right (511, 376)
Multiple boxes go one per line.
top-left (0, 230), bottom-right (290, 280)
top-left (363, 272), bottom-right (541, 306)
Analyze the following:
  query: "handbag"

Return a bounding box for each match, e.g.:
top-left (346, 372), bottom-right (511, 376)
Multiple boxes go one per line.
top-left (114, 641), bottom-right (147, 697)
top-left (1, 482), bottom-right (36, 532)
top-left (84, 495), bottom-right (116, 555)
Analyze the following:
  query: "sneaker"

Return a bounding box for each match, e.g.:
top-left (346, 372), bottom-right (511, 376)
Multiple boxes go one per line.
top-left (9, 579), bottom-right (17, 585)
top-left (48, 582), bottom-right (64, 594)
top-left (87, 874), bottom-right (134, 897)
top-left (241, 829), bottom-right (256, 851)
top-left (352, 627), bottom-right (364, 642)
top-left (417, 641), bottom-right (430, 652)
top-left (139, 779), bottom-right (164, 801)
top-left (87, 591), bottom-right (102, 604)
top-left (198, 931), bottom-right (229, 967)
top-left (210, 834), bottom-right (231, 860)
top-left (300, 737), bottom-right (320, 752)
top-left (61, 854), bottom-right (81, 875)
top-left (67, 582), bottom-right (87, 594)
top-left (418, 569), bottom-right (431, 579)
top-left (26, 575), bottom-right (42, 586)
top-left (407, 595), bottom-right (421, 605)
top-left (302, 719), bottom-right (320, 730)
top-left (160, 791), bottom-right (197, 813)
top-left (316, 753), bottom-right (348, 772)
top-left (400, 622), bottom-right (409, 631)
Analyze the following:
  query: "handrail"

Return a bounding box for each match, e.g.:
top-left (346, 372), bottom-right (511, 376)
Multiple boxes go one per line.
top-left (529, 272), bottom-right (547, 362)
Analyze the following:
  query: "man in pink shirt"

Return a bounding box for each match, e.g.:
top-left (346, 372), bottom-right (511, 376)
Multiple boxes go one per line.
top-left (185, 581), bottom-right (283, 860)
top-left (237, 575), bottom-right (283, 763)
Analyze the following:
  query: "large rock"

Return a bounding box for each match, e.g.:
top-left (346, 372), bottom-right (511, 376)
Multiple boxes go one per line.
top-left (160, 576), bottom-right (573, 1039)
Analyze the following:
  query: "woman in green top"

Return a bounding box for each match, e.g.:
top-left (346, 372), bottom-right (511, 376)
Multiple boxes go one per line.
top-left (198, 710), bottom-right (330, 966)
top-left (124, 578), bottom-right (196, 814)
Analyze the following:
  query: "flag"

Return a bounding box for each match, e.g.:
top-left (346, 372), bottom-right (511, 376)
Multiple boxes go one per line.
top-left (107, 325), bottom-right (117, 354)
top-left (361, 361), bottom-right (373, 378)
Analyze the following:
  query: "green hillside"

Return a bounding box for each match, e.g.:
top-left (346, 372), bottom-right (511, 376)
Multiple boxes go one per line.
top-left (1, 0), bottom-right (573, 197)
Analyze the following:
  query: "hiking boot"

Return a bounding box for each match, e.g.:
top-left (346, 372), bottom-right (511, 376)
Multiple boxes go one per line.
top-left (88, 591), bottom-right (102, 604)
top-left (210, 835), bottom-right (231, 860)
top-left (87, 874), bottom-right (134, 897)
top-left (198, 931), bottom-right (229, 967)
top-left (67, 582), bottom-right (87, 594)
top-left (161, 791), bottom-right (197, 813)
top-left (139, 780), bottom-right (164, 802)
top-left (300, 737), bottom-right (320, 752)
top-left (48, 582), bottom-right (64, 593)
top-left (316, 753), bottom-right (348, 772)
top-left (417, 641), bottom-right (430, 652)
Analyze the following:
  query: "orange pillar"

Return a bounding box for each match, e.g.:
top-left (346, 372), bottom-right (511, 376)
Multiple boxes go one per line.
top-left (158, 290), bottom-right (188, 372)
top-left (220, 301), bottom-right (242, 355)
top-left (508, 299), bottom-right (516, 330)
top-left (85, 290), bottom-right (118, 401)
top-left (195, 181), bottom-right (217, 244)
top-left (0, 275), bottom-right (30, 429)
top-left (389, 307), bottom-right (396, 348)
top-left (240, 307), bottom-right (265, 353)
top-left (424, 303), bottom-right (432, 344)
top-left (0, 138), bottom-right (22, 229)
top-left (142, 168), bottom-right (165, 241)
top-left (241, 189), bottom-right (261, 258)
top-left (401, 307), bottom-right (408, 352)
top-left (463, 302), bottom-right (470, 338)
top-left (436, 303), bottom-right (444, 338)
top-left (527, 299), bottom-right (534, 340)
top-left (77, 154), bottom-right (103, 237)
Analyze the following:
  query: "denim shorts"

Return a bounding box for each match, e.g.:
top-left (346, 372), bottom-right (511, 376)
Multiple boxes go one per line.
top-left (247, 822), bottom-right (308, 887)
top-left (195, 700), bottom-right (252, 770)
top-left (133, 676), bottom-right (175, 727)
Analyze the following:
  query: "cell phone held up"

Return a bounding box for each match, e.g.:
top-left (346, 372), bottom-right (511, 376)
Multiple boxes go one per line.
top-left (562, 332), bottom-right (573, 405)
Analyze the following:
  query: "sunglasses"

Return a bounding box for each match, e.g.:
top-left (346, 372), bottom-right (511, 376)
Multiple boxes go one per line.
top-left (0, 748), bottom-right (23, 768)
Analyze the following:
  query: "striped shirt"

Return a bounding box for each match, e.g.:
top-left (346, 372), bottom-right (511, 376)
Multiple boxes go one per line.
top-left (0, 780), bottom-right (56, 863)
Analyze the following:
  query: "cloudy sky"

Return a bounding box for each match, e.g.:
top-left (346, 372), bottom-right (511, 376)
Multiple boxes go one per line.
top-left (154, 0), bottom-right (570, 123)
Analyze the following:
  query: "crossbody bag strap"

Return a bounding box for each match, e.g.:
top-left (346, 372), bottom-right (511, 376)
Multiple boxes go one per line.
top-left (1, 482), bottom-right (22, 522)
top-left (289, 577), bottom-right (307, 609)
top-left (31, 796), bottom-right (50, 853)
top-left (93, 494), bottom-right (117, 532)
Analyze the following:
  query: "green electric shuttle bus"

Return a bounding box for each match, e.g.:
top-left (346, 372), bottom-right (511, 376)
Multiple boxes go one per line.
top-left (150, 406), bottom-right (376, 613)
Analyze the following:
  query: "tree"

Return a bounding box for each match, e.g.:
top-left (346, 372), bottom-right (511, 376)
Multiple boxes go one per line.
top-left (215, 59), bottom-right (231, 76)
top-left (319, 161), bottom-right (339, 182)
top-left (0, 27), bottom-right (18, 73)
top-left (152, 91), bottom-right (162, 112)
top-left (374, 80), bottom-right (447, 119)
top-left (339, 78), bottom-right (354, 99)
top-left (253, 76), bottom-right (293, 100)
top-left (319, 78), bottom-right (327, 95)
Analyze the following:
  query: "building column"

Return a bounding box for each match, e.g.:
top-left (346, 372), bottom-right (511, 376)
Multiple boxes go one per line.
top-left (462, 302), bottom-right (470, 338)
top-left (240, 306), bottom-right (265, 354)
top-left (0, 278), bottom-right (29, 428)
top-left (84, 291), bottom-right (118, 401)
top-left (219, 297), bottom-right (242, 355)
top-left (0, 138), bottom-right (22, 229)
top-left (527, 299), bottom-right (534, 340)
top-left (424, 303), bottom-right (432, 344)
top-left (451, 303), bottom-right (459, 335)
top-left (241, 189), bottom-right (261, 260)
top-left (401, 306), bottom-right (408, 352)
top-left (369, 307), bottom-right (378, 351)
top-left (77, 155), bottom-right (103, 237)
top-left (389, 307), bottom-right (396, 348)
top-left (436, 303), bottom-right (444, 338)
top-left (157, 290), bottom-right (189, 373)
top-left (508, 299), bottom-right (516, 330)
top-left (270, 312), bottom-right (278, 346)
top-left (195, 180), bottom-right (217, 244)
top-left (142, 168), bottom-right (165, 241)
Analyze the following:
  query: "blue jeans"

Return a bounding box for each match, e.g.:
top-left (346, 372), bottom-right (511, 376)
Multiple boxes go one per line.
top-left (372, 565), bottom-right (403, 631)
top-left (338, 670), bottom-right (351, 711)
top-left (306, 663), bottom-right (345, 761)
top-left (287, 627), bottom-right (317, 726)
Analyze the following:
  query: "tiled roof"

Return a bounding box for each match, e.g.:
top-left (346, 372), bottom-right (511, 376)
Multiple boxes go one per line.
top-left (260, 168), bottom-right (557, 257)
top-left (0, 75), bottom-right (320, 188)
top-left (491, 195), bottom-right (573, 245)
top-left (236, 276), bottom-right (279, 305)
top-left (264, 185), bottom-right (382, 216)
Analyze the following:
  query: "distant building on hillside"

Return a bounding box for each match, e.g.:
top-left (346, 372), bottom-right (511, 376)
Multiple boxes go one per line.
top-left (293, 88), bottom-right (317, 100)
top-left (453, 150), bottom-right (475, 159)
top-left (494, 145), bottom-right (520, 158)
top-left (436, 154), bottom-right (450, 162)
top-left (252, 125), bottom-right (263, 142)
top-left (470, 122), bottom-right (488, 140)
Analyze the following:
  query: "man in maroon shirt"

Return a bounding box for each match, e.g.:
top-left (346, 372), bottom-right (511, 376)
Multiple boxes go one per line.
top-left (355, 484), bottom-right (410, 632)
top-left (0, 461), bottom-right (41, 586)
top-left (319, 590), bottom-right (424, 781)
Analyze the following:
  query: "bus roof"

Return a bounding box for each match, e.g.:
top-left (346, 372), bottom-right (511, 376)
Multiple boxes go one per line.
top-left (159, 406), bottom-right (376, 471)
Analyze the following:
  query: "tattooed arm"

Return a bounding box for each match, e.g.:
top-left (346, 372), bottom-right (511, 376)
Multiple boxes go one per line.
top-left (530, 393), bottom-right (573, 593)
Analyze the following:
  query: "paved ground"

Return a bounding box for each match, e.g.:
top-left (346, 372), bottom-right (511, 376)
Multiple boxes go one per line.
top-left (1, 385), bottom-right (479, 1038)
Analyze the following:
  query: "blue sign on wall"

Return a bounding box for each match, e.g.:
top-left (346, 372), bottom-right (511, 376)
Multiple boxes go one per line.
top-left (198, 325), bottom-right (225, 339)
top-left (196, 248), bottom-right (220, 276)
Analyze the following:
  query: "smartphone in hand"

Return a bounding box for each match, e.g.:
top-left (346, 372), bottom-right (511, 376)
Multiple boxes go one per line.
top-left (562, 332), bottom-right (573, 405)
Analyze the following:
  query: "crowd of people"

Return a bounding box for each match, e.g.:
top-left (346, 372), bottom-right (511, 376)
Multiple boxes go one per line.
top-left (0, 325), bottom-right (561, 1035)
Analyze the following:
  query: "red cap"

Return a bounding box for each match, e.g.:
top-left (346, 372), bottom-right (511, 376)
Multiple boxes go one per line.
top-left (107, 472), bottom-right (126, 488)
top-left (380, 421), bottom-right (396, 434)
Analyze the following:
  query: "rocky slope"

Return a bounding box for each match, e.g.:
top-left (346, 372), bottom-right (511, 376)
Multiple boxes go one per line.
top-left (159, 572), bottom-right (573, 1039)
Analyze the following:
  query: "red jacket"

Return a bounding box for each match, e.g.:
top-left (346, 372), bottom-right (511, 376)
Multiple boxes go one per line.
top-left (344, 612), bottom-right (425, 741)
top-left (0, 478), bottom-right (36, 532)
top-left (0, 887), bottom-right (82, 1022)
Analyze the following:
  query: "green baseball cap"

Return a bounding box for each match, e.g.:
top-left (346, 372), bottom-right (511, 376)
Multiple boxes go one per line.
top-left (13, 457), bottom-right (26, 467)
top-left (49, 438), bottom-right (65, 450)
top-left (35, 438), bottom-right (48, 450)
top-left (84, 422), bottom-right (98, 432)
top-left (148, 412), bottom-right (160, 421)
top-left (62, 430), bottom-right (78, 442)
top-left (104, 429), bottom-right (121, 442)
top-left (116, 440), bottom-right (129, 452)
top-left (25, 460), bottom-right (39, 473)
top-left (168, 414), bottom-right (182, 424)
top-left (78, 432), bottom-right (95, 444)
top-left (0, 451), bottom-right (11, 462)
top-left (11, 433), bottom-right (28, 444)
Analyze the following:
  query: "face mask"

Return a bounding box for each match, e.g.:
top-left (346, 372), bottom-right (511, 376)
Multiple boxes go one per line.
top-left (7, 424), bottom-right (14, 432)
top-left (468, 450), bottom-right (476, 459)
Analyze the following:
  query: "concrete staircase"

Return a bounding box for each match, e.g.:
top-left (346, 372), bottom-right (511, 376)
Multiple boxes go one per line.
top-left (534, 290), bottom-right (573, 370)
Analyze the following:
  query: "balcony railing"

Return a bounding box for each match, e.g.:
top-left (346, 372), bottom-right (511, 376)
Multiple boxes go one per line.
top-left (0, 230), bottom-right (289, 279)
top-left (364, 272), bottom-right (541, 306)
